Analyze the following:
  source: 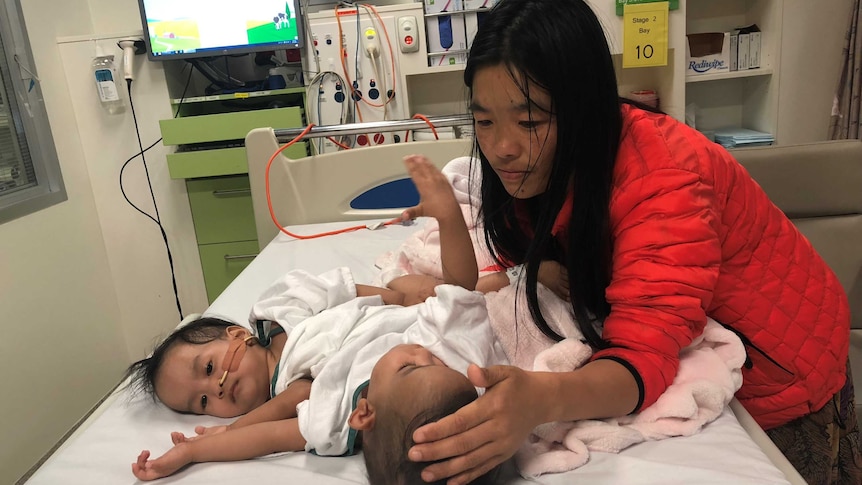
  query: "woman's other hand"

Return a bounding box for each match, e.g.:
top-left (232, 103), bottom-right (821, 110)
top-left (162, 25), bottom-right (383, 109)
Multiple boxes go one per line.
top-left (408, 364), bottom-right (554, 484)
top-left (538, 260), bottom-right (569, 301)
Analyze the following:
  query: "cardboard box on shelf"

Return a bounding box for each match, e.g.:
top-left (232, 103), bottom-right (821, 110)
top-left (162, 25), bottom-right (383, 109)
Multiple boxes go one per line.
top-left (463, 0), bottom-right (497, 9)
top-left (729, 24), bottom-right (762, 70)
top-left (738, 32), bottom-right (750, 70)
top-left (428, 52), bottom-right (467, 67)
top-left (686, 32), bottom-right (731, 76)
top-left (738, 24), bottom-right (761, 69)
top-left (426, 14), bottom-right (467, 54)
top-left (749, 30), bottom-right (761, 68)
top-left (729, 30), bottom-right (740, 71)
top-left (424, 0), bottom-right (462, 15)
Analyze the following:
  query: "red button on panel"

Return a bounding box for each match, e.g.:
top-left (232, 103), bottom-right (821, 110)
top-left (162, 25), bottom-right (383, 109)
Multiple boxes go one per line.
top-left (405, 35), bottom-right (414, 45)
top-left (357, 134), bottom-right (368, 146)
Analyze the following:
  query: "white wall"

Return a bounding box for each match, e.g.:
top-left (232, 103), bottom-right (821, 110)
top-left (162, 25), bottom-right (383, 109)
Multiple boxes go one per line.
top-left (2, 0), bottom-right (207, 483)
top-left (2, 0), bottom-right (856, 483)
top-left (776, 0), bottom-right (855, 144)
top-left (0, 1), bottom-right (122, 483)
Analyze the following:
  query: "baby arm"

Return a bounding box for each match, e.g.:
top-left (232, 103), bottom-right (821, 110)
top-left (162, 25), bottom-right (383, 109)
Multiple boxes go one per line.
top-left (385, 274), bottom-right (443, 306)
top-left (402, 155), bottom-right (478, 290)
top-left (476, 261), bottom-right (569, 300)
top-left (132, 418), bottom-right (307, 481)
top-left (356, 283), bottom-right (406, 306)
top-left (132, 380), bottom-right (312, 480)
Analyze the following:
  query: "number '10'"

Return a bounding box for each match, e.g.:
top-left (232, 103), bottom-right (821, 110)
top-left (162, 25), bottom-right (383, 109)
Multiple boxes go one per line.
top-left (636, 44), bottom-right (654, 59)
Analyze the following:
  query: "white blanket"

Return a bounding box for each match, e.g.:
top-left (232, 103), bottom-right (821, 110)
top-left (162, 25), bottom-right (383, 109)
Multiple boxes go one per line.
top-left (374, 158), bottom-right (747, 478)
top-left (249, 267), bottom-right (507, 457)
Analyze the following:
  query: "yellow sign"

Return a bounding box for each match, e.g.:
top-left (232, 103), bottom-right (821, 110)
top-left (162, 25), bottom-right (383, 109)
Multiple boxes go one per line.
top-left (622, 2), bottom-right (668, 68)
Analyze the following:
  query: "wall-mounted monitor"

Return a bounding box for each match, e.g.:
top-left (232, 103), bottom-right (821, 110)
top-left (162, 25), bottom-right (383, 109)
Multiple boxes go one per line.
top-left (137, 0), bottom-right (303, 61)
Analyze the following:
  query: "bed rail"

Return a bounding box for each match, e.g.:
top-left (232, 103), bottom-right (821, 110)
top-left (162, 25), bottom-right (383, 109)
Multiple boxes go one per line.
top-left (246, 126), bottom-right (474, 248)
top-left (272, 114), bottom-right (473, 141)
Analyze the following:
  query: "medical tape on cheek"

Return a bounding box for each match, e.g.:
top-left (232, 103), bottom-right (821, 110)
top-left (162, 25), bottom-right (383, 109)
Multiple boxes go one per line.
top-left (218, 335), bottom-right (256, 387)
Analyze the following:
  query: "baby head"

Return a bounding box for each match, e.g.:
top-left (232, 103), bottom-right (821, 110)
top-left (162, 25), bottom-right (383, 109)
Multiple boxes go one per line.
top-left (125, 317), bottom-right (273, 418)
top-left (349, 344), bottom-right (501, 484)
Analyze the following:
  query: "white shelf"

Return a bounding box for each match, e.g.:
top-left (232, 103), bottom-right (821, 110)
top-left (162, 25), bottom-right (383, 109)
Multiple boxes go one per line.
top-left (686, 67), bottom-right (773, 83)
top-left (424, 7), bottom-right (495, 18)
top-left (683, 0), bottom-right (783, 141)
top-left (403, 62), bottom-right (468, 77)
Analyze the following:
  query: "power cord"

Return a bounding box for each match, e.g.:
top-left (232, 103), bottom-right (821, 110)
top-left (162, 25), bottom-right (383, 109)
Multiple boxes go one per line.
top-left (118, 66), bottom-right (193, 321)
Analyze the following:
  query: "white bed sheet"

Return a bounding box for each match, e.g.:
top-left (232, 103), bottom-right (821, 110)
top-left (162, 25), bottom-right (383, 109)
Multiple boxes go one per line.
top-left (26, 219), bottom-right (794, 485)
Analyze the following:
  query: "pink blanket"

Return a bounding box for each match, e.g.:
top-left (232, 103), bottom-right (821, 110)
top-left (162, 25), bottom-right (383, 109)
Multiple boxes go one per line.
top-left (487, 284), bottom-right (745, 477)
top-left (374, 158), bottom-right (746, 478)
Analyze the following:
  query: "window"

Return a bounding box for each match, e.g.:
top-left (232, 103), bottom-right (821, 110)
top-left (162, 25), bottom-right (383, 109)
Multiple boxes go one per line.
top-left (0, 0), bottom-right (65, 224)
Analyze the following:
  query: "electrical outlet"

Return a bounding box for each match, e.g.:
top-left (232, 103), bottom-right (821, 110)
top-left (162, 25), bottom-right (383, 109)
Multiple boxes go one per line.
top-left (397, 16), bottom-right (420, 53)
top-left (364, 27), bottom-right (380, 58)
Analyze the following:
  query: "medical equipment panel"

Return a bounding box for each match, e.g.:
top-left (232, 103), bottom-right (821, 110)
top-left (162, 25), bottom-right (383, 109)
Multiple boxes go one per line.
top-left (305, 3), bottom-right (427, 153)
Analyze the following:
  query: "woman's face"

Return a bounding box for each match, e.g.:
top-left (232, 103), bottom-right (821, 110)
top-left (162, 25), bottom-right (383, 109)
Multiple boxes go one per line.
top-left (471, 64), bottom-right (558, 199)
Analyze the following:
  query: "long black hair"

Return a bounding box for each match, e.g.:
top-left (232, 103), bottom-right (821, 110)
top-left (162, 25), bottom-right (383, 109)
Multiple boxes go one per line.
top-left (465, 0), bottom-right (622, 348)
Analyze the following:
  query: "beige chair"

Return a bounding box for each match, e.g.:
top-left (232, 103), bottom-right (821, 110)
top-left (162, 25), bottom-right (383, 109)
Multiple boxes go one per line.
top-left (731, 139), bottom-right (862, 485)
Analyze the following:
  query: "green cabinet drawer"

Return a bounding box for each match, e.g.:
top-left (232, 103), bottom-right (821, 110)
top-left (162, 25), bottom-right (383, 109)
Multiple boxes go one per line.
top-left (167, 143), bottom-right (308, 179)
top-left (186, 176), bottom-right (257, 244)
top-left (198, 240), bottom-right (259, 303)
top-left (160, 107), bottom-right (304, 145)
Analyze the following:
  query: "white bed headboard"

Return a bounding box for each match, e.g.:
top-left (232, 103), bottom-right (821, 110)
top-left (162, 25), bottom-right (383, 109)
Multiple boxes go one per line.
top-left (245, 128), bottom-right (473, 248)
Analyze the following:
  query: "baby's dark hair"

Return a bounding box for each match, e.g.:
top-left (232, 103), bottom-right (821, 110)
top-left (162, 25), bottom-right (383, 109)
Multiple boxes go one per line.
top-left (124, 317), bottom-right (234, 401)
top-left (362, 387), bottom-right (501, 485)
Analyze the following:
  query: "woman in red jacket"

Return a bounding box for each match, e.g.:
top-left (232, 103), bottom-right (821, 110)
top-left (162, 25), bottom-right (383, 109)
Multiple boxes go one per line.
top-left (405, 1), bottom-right (860, 484)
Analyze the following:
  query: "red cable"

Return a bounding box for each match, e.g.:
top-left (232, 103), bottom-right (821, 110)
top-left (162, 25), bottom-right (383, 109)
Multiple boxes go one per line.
top-left (265, 124), bottom-right (403, 240)
top-left (405, 113), bottom-right (440, 142)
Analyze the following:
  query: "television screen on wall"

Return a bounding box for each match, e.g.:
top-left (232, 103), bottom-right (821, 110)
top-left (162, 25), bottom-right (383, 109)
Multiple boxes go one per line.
top-left (137, 0), bottom-right (303, 61)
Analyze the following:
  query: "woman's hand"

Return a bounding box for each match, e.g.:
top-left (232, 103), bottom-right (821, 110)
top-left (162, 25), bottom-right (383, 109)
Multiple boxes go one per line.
top-left (408, 364), bottom-right (554, 484)
top-left (538, 260), bottom-right (569, 301)
top-left (131, 444), bottom-right (193, 481)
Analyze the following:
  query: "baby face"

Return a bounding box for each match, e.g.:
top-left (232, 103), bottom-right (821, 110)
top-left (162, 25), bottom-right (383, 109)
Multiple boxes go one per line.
top-left (367, 344), bottom-right (476, 413)
top-left (154, 334), bottom-right (273, 418)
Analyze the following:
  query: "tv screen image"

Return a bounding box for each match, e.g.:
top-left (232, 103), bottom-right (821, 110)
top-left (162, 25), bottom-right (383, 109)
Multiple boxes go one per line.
top-left (139, 0), bottom-right (302, 60)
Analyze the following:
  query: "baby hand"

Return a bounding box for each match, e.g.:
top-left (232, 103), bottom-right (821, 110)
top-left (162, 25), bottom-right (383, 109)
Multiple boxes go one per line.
top-left (401, 155), bottom-right (460, 224)
top-left (538, 260), bottom-right (569, 301)
top-left (131, 445), bottom-right (192, 481)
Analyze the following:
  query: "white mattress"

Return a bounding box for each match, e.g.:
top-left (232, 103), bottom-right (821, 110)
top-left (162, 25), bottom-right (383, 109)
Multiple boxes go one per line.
top-left (26, 220), bottom-right (795, 485)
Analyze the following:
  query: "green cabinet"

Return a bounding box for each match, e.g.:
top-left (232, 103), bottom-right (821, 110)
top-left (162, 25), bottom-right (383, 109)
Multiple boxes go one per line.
top-left (161, 88), bottom-right (308, 303)
top-left (186, 176), bottom-right (258, 245)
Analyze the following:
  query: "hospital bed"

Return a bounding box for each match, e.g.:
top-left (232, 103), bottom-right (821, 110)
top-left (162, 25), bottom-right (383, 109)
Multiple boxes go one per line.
top-left (27, 120), bottom-right (862, 485)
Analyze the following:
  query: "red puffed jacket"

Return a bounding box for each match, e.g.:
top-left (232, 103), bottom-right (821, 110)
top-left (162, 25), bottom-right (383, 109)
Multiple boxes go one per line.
top-left (556, 105), bottom-right (849, 430)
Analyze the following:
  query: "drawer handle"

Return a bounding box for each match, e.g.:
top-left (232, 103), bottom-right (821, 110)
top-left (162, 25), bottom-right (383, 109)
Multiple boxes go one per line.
top-left (212, 188), bottom-right (251, 197)
top-left (224, 253), bottom-right (258, 261)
